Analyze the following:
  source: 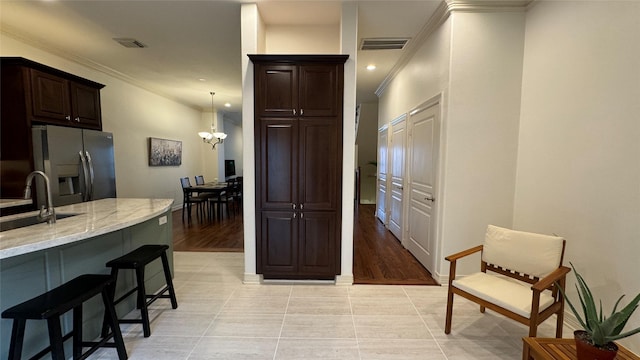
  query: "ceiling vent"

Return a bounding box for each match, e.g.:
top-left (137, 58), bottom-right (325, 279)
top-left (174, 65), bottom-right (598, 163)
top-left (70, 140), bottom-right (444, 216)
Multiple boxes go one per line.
top-left (360, 38), bottom-right (410, 51)
top-left (113, 38), bottom-right (147, 48)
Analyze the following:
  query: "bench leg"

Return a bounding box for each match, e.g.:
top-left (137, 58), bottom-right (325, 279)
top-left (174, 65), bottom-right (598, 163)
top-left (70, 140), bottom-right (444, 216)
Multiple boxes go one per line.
top-left (135, 267), bottom-right (151, 337)
top-left (102, 267), bottom-right (119, 338)
top-left (101, 287), bottom-right (128, 360)
top-left (7, 319), bottom-right (26, 360)
top-left (73, 304), bottom-right (84, 359)
top-left (160, 252), bottom-right (179, 309)
top-left (47, 316), bottom-right (65, 360)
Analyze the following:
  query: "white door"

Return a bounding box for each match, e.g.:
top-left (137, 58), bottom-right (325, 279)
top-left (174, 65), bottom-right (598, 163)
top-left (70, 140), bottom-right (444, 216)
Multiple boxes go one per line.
top-left (376, 125), bottom-right (389, 223)
top-left (405, 102), bottom-right (439, 272)
top-left (388, 115), bottom-right (406, 240)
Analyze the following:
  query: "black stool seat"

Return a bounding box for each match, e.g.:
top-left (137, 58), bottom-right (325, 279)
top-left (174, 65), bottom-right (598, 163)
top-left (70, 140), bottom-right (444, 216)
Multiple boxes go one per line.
top-left (104, 244), bottom-right (178, 338)
top-left (106, 245), bottom-right (171, 269)
top-left (2, 274), bottom-right (127, 360)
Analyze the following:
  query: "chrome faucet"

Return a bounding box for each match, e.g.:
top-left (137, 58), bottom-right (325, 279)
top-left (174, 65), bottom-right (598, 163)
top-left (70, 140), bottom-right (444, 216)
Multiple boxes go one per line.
top-left (24, 171), bottom-right (56, 224)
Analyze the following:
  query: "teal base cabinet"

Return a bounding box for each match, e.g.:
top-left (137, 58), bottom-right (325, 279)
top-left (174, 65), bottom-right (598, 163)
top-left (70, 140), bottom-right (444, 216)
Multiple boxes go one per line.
top-left (0, 210), bottom-right (173, 359)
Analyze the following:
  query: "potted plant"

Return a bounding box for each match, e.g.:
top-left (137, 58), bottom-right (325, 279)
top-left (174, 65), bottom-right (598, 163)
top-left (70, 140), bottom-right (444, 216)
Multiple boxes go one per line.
top-left (560, 263), bottom-right (640, 360)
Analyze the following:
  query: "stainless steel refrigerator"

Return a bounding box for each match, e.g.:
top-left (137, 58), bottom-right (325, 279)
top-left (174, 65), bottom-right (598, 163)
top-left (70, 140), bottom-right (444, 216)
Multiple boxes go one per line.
top-left (32, 125), bottom-right (116, 207)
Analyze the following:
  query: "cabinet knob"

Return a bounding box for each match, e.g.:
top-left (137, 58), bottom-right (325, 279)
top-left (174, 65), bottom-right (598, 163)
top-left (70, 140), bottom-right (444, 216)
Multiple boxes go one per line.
top-left (293, 109), bottom-right (296, 115)
top-left (65, 115), bottom-right (71, 121)
top-left (301, 109), bottom-right (304, 115)
top-left (75, 117), bottom-right (80, 122)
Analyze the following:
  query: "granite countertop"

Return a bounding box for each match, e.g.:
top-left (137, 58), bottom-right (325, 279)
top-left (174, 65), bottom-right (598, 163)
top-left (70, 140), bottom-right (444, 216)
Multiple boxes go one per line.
top-left (0, 198), bottom-right (173, 259)
top-left (0, 198), bottom-right (32, 209)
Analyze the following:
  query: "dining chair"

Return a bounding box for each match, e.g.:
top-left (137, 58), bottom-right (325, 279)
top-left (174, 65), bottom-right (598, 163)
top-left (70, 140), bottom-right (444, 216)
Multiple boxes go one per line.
top-left (195, 175), bottom-right (205, 185)
top-left (179, 177), bottom-right (207, 222)
top-left (207, 181), bottom-right (236, 221)
top-left (229, 176), bottom-right (242, 213)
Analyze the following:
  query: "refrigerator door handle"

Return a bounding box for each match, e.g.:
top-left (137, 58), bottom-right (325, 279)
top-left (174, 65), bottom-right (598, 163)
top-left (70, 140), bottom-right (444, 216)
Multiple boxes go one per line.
top-left (85, 151), bottom-right (95, 201)
top-left (79, 151), bottom-right (90, 202)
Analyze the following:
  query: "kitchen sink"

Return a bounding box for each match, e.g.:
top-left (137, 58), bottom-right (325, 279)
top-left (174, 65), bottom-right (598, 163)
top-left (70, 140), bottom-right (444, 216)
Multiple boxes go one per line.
top-left (0, 213), bottom-right (78, 232)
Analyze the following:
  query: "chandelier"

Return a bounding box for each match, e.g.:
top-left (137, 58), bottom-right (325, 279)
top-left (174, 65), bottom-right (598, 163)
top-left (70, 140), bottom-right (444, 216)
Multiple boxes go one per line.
top-left (198, 91), bottom-right (227, 150)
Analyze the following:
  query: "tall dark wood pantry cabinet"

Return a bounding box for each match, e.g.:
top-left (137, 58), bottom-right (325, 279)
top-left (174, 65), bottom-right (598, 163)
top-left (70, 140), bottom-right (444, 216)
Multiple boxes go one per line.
top-left (250, 55), bottom-right (348, 280)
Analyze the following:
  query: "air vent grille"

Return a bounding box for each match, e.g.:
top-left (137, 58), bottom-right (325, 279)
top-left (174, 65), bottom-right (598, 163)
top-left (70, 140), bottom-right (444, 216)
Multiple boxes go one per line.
top-left (113, 38), bottom-right (147, 48)
top-left (360, 38), bottom-right (410, 51)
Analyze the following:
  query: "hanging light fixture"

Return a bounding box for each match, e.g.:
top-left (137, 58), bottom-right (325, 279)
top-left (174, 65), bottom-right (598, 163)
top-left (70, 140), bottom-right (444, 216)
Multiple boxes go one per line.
top-left (198, 91), bottom-right (227, 150)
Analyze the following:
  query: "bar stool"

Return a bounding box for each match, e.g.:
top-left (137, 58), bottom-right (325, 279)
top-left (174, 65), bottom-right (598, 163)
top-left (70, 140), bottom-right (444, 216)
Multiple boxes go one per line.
top-left (1, 274), bottom-right (127, 360)
top-left (103, 245), bottom-right (178, 337)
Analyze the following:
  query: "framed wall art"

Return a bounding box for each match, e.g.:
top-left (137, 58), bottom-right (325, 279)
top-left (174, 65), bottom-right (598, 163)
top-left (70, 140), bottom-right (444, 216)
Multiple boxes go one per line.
top-left (148, 137), bottom-right (182, 166)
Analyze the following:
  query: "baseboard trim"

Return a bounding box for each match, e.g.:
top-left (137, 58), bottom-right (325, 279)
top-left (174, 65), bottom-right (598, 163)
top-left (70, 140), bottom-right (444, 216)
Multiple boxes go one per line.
top-left (243, 273), bottom-right (262, 284)
top-left (335, 274), bottom-right (354, 286)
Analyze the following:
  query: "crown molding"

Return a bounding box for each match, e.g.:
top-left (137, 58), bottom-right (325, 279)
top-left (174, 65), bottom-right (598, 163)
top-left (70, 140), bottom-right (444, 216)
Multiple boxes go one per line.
top-left (375, 0), bottom-right (530, 98)
top-left (1, 25), bottom-right (200, 111)
top-left (445, 0), bottom-right (532, 13)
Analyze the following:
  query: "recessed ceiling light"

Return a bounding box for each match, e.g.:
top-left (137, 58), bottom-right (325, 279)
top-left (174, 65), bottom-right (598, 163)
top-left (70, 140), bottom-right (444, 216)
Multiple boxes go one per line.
top-left (366, 64), bottom-right (376, 71)
top-left (224, 103), bottom-right (231, 108)
top-left (198, 78), bottom-right (206, 82)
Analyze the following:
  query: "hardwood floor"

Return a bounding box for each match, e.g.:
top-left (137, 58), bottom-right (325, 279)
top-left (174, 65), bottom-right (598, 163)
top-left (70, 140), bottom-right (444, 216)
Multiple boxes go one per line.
top-left (171, 203), bottom-right (438, 285)
top-left (172, 206), bottom-right (244, 252)
top-left (353, 204), bottom-right (438, 285)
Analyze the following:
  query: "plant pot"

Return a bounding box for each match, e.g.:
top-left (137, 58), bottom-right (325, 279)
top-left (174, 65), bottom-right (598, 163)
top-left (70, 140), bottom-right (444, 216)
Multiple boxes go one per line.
top-left (574, 330), bottom-right (618, 360)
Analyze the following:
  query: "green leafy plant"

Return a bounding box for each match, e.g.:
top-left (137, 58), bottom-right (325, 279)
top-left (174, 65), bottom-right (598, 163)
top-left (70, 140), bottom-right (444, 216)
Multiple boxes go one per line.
top-left (560, 263), bottom-right (640, 347)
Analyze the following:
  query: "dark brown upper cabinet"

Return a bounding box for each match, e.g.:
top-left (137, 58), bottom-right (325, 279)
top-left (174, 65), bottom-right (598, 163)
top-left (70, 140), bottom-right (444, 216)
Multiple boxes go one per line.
top-left (253, 55), bottom-right (346, 118)
top-left (30, 68), bottom-right (103, 129)
top-left (0, 57), bottom-right (104, 200)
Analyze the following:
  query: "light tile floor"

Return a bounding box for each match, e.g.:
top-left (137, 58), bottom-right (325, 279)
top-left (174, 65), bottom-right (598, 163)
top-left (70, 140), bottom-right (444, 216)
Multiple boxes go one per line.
top-left (94, 252), bottom-right (572, 360)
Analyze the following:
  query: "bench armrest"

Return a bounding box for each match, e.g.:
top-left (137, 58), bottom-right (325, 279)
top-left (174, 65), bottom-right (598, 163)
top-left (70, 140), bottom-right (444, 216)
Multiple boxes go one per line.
top-left (445, 245), bottom-right (483, 263)
top-left (532, 266), bottom-right (571, 292)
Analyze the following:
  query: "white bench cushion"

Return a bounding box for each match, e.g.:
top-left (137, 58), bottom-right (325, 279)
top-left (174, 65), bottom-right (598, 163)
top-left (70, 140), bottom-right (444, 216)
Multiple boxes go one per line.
top-left (452, 272), bottom-right (555, 318)
top-left (483, 225), bottom-right (564, 278)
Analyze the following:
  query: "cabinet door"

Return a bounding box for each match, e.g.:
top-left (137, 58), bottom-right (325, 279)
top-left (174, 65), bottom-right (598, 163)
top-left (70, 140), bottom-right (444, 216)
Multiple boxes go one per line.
top-left (299, 64), bottom-right (341, 117)
top-left (259, 118), bottom-right (298, 210)
top-left (258, 211), bottom-right (297, 275)
top-left (70, 82), bottom-right (102, 129)
top-left (298, 118), bottom-right (340, 211)
top-left (298, 211), bottom-right (337, 278)
top-left (30, 69), bottom-right (72, 125)
top-left (255, 64), bottom-right (298, 117)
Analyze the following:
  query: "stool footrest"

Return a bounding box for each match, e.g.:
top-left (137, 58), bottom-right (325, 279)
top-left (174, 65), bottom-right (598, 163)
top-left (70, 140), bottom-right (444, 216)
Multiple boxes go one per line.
top-left (145, 286), bottom-right (173, 307)
top-left (76, 332), bottom-right (115, 360)
top-left (27, 332), bottom-right (74, 360)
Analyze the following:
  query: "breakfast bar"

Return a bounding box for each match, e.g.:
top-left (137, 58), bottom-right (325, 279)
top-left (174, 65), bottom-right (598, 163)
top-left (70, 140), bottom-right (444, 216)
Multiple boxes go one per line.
top-left (0, 198), bottom-right (174, 359)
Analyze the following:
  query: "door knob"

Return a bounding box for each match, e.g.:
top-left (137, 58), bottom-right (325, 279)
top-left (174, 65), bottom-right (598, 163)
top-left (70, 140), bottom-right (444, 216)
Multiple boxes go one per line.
top-left (424, 195), bottom-right (435, 202)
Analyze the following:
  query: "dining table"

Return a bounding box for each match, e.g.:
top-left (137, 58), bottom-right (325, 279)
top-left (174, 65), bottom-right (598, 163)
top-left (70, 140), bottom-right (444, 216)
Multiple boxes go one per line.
top-left (188, 182), bottom-right (230, 221)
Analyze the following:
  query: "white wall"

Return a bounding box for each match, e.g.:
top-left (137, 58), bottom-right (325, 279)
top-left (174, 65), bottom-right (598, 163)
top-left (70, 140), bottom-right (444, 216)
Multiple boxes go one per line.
top-left (338, 2), bottom-right (358, 285)
top-left (223, 117), bottom-right (244, 177)
top-left (515, 1), bottom-right (640, 352)
top-left (440, 11), bottom-right (525, 277)
top-left (379, 10), bottom-right (526, 280)
top-left (1, 33), bottom-right (205, 209)
top-left (378, 18), bottom-right (451, 127)
top-left (240, 3), bottom-right (260, 283)
top-left (356, 102), bottom-right (378, 204)
top-left (265, 25), bottom-right (339, 54)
